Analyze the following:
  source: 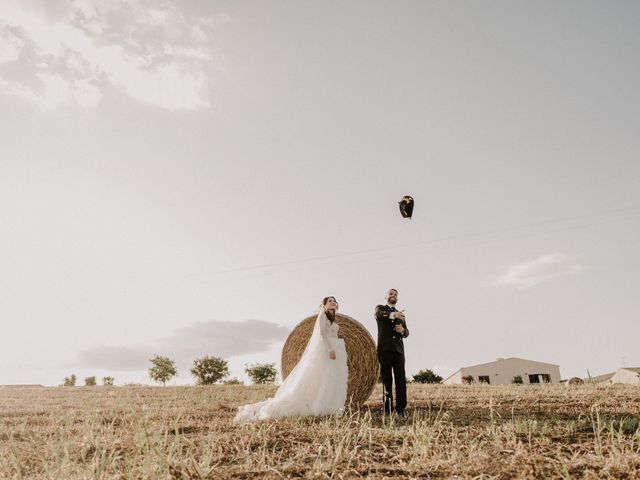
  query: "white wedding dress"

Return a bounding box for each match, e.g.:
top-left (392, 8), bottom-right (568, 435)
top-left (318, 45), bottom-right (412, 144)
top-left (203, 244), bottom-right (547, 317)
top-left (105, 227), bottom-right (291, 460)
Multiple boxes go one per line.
top-left (234, 310), bottom-right (348, 421)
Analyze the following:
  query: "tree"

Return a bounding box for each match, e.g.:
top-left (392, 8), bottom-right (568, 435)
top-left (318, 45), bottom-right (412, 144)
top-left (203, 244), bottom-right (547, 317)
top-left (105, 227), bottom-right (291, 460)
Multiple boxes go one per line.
top-left (412, 369), bottom-right (443, 384)
top-left (84, 376), bottom-right (96, 386)
top-left (223, 378), bottom-right (244, 385)
top-left (63, 374), bottom-right (76, 387)
top-left (102, 376), bottom-right (115, 386)
top-left (148, 355), bottom-right (177, 386)
top-left (190, 356), bottom-right (229, 385)
top-left (245, 363), bottom-right (277, 385)
top-left (512, 375), bottom-right (523, 385)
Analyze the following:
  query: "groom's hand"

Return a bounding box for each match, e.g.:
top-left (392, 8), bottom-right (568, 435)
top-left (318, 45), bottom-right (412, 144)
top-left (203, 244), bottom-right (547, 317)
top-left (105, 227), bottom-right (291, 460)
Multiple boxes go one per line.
top-left (329, 351), bottom-right (336, 360)
top-left (395, 310), bottom-right (405, 321)
top-left (394, 325), bottom-right (405, 334)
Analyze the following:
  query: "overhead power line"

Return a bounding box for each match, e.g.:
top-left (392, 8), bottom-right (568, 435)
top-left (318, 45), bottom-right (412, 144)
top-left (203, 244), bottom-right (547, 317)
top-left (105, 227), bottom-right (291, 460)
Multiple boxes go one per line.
top-left (199, 204), bottom-right (640, 277)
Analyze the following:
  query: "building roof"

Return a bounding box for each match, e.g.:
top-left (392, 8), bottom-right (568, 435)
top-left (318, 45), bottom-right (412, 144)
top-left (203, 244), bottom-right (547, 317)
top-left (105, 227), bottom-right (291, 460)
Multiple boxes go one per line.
top-left (621, 367), bottom-right (640, 373)
top-left (443, 357), bottom-right (560, 383)
top-left (442, 370), bottom-right (460, 383)
top-left (584, 367), bottom-right (640, 383)
top-left (585, 372), bottom-right (615, 383)
top-left (461, 357), bottom-right (560, 370)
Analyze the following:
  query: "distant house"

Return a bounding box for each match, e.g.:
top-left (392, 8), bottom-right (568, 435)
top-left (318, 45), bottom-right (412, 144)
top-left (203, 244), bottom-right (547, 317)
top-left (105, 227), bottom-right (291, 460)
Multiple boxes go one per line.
top-left (586, 368), bottom-right (640, 385)
top-left (443, 357), bottom-right (561, 385)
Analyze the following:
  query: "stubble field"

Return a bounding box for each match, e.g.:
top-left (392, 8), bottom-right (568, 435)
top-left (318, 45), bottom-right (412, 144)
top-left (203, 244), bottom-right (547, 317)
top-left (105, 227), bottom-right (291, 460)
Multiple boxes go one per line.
top-left (1, 384), bottom-right (639, 479)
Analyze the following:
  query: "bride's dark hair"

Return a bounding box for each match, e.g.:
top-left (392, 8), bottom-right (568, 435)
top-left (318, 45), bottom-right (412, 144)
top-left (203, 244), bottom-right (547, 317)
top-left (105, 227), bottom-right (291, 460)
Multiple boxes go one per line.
top-left (322, 296), bottom-right (338, 323)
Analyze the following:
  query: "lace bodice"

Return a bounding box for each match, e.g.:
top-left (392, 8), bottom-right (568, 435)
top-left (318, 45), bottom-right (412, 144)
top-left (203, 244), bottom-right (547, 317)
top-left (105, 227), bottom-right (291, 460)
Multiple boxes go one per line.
top-left (326, 319), bottom-right (339, 338)
top-left (320, 316), bottom-right (339, 336)
top-left (319, 313), bottom-right (339, 353)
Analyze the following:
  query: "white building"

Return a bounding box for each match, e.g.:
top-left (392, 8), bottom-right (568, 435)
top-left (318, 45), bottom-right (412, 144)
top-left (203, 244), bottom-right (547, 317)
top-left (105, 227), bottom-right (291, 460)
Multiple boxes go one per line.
top-left (587, 368), bottom-right (640, 385)
top-left (443, 357), bottom-right (561, 385)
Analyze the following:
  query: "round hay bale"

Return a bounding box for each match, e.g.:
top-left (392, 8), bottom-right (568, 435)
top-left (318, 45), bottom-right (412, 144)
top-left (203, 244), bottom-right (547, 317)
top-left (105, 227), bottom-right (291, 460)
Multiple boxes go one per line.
top-left (567, 377), bottom-right (584, 386)
top-left (281, 313), bottom-right (378, 407)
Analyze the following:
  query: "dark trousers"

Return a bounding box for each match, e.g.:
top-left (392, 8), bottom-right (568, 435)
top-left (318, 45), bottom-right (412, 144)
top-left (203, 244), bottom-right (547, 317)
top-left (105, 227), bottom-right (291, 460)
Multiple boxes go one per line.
top-left (378, 350), bottom-right (407, 413)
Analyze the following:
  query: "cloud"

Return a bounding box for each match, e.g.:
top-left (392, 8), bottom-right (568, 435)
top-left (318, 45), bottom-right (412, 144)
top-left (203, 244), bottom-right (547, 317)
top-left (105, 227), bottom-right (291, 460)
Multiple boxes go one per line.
top-left (0, 28), bottom-right (25, 64)
top-left (75, 345), bottom-right (151, 371)
top-left (0, 0), bottom-right (227, 110)
top-left (75, 319), bottom-right (290, 371)
top-left (494, 253), bottom-right (584, 288)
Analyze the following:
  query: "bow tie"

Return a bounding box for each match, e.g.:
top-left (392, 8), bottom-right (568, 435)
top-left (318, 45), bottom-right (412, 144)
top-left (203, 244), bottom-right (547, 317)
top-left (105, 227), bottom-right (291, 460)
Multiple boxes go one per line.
top-left (389, 306), bottom-right (396, 312)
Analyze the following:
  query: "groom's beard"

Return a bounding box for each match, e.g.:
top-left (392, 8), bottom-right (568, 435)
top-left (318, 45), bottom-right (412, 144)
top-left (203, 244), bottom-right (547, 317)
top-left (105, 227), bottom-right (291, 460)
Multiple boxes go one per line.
top-left (326, 310), bottom-right (336, 322)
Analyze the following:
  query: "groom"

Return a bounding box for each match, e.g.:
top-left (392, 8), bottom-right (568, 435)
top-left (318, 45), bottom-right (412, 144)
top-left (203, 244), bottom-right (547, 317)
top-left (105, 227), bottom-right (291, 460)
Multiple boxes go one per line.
top-left (375, 288), bottom-right (410, 415)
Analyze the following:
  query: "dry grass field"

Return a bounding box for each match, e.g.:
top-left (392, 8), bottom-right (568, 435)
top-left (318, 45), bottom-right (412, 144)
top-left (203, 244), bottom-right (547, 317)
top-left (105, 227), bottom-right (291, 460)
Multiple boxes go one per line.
top-left (1, 383), bottom-right (639, 479)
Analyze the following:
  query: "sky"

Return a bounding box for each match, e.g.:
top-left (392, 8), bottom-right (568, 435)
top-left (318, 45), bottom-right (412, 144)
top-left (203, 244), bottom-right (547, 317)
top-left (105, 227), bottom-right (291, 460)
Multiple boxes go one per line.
top-left (1, 0), bottom-right (639, 386)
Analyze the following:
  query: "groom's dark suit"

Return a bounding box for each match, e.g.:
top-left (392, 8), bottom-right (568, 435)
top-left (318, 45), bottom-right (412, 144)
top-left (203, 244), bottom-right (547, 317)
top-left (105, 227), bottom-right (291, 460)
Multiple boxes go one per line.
top-left (375, 304), bottom-right (409, 414)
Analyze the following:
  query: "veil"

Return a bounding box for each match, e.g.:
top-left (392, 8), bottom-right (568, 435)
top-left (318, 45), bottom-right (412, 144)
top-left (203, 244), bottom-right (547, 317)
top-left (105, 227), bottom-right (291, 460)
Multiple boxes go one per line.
top-left (234, 308), bottom-right (344, 420)
top-left (268, 309), bottom-right (329, 403)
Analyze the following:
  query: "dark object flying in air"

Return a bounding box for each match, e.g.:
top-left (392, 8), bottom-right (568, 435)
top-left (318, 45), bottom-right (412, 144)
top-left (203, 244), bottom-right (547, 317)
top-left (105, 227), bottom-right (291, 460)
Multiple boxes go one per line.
top-left (399, 196), bottom-right (414, 219)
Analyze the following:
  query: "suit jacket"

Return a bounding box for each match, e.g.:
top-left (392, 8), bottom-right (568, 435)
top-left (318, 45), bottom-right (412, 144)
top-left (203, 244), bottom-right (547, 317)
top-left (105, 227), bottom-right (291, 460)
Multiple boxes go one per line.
top-left (375, 304), bottom-right (409, 354)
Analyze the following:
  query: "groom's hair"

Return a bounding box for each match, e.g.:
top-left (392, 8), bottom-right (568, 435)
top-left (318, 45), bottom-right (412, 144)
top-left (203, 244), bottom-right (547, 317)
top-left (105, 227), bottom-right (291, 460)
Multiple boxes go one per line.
top-left (388, 288), bottom-right (398, 294)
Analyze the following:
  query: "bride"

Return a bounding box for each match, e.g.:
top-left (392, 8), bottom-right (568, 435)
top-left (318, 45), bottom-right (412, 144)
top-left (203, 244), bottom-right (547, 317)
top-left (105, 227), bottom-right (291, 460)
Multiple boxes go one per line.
top-left (234, 296), bottom-right (348, 421)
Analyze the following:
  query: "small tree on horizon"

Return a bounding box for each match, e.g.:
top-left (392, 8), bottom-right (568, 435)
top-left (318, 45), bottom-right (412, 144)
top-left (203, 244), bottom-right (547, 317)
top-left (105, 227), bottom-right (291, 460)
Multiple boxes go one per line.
top-left (245, 363), bottom-right (277, 385)
top-left (63, 374), bottom-right (76, 387)
top-left (84, 376), bottom-right (96, 386)
top-left (148, 355), bottom-right (177, 386)
top-left (102, 376), bottom-right (115, 386)
top-left (190, 356), bottom-right (229, 385)
top-left (412, 369), bottom-right (443, 384)
top-left (223, 378), bottom-right (244, 385)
